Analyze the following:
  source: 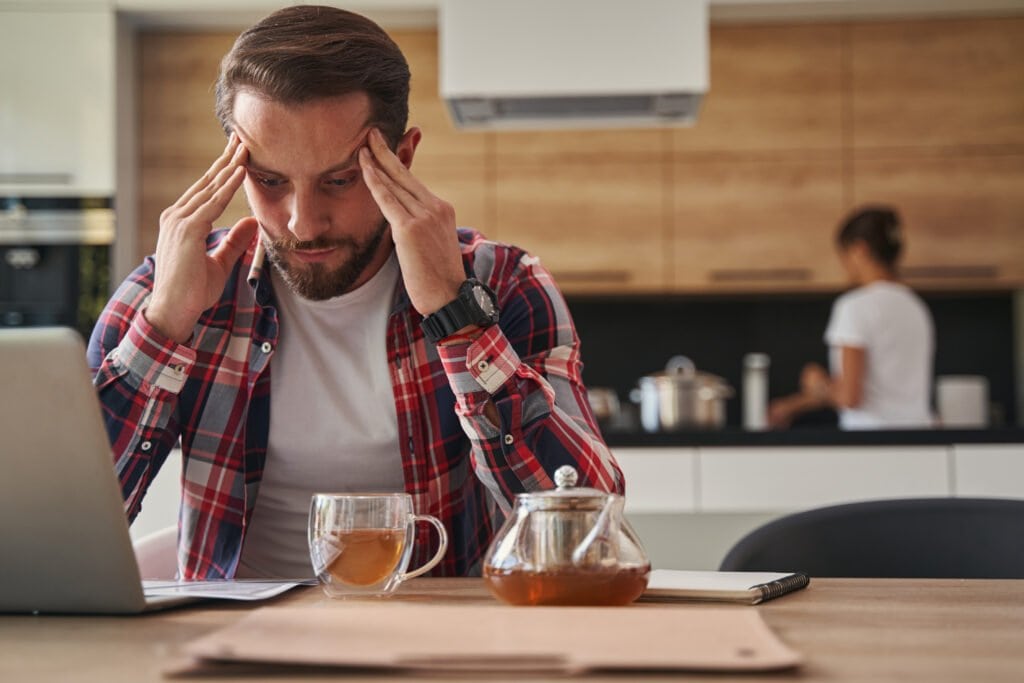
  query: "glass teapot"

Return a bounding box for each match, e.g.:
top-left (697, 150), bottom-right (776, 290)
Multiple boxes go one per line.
top-left (482, 465), bottom-right (651, 606)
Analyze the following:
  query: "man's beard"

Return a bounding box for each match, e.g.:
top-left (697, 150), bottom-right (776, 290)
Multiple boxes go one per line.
top-left (263, 220), bottom-right (389, 301)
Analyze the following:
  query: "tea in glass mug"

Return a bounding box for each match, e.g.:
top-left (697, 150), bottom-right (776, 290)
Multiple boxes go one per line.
top-left (308, 493), bottom-right (448, 598)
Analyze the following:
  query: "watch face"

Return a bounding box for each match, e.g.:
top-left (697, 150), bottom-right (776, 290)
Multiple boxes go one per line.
top-left (472, 285), bottom-right (497, 320)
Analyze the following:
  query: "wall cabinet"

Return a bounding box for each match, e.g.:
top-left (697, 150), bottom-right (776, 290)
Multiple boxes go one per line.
top-left (672, 159), bottom-right (845, 291)
top-left (672, 23), bottom-right (844, 156)
top-left (850, 18), bottom-right (1024, 150)
top-left (0, 8), bottom-right (115, 197)
top-left (494, 162), bottom-right (667, 292)
top-left (852, 155), bottom-right (1024, 288)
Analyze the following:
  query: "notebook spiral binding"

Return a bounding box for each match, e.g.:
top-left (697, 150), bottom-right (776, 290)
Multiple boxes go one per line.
top-left (756, 572), bottom-right (810, 603)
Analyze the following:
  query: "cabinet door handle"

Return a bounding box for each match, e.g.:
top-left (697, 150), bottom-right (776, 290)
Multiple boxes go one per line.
top-left (708, 268), bottom-right (812, 282)
top-left (0, 173), bottom-right (73, 185)
top-left (902, 265), bottom-right (998, 279)
top-left (4, 248), bottom-right (41, 269)
top-left (552, 270), bottom-right (632, 283)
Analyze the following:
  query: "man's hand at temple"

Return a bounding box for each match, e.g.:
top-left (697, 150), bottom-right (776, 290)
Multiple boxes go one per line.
top-left (146, 133), bottom-right (258, 343)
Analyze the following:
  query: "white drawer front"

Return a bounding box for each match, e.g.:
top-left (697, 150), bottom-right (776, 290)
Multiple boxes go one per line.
top-left (699, 446), bottom-right (951, 513)
top-left (613, 448), bottom-right (697, 514)
top-left (953, 444), bottom-right (1024, 498)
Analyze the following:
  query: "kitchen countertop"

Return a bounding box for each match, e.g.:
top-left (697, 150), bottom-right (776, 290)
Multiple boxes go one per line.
top-left (602, 426), bottom-right (1024, 448)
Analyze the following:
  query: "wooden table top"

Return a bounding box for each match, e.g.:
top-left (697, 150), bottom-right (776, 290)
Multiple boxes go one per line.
top-left (1, 577), bottom-right (1022, 682)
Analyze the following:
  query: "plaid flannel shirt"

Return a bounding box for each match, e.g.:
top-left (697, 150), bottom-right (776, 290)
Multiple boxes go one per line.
top-left (87, 228), bottom-right (623, 579)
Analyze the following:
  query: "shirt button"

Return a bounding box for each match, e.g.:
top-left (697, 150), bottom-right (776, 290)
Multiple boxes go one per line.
top-left (172, 364), bottom-right (185, 377)
top-left (261, 342), bottom-right (273, 353)
top-left (477, 360), bottom-right (490, 372)
top-left (140, 440), bottom-right (153, 452)
top-left (503, 434), bottom-right (514, 446)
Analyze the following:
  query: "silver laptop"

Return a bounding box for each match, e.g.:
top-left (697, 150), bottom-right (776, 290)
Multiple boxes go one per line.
top-left (0, 327), bottom-right (195, 614)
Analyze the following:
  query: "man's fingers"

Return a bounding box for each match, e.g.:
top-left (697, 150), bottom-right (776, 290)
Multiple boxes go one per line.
top-left (203, 165), bottom-right (248, 218)
top-left (173, 133), bottom-right (242, 210)
top-left (360, 150), bottom-right (414, 224)
top-left (359, 147), bottom-right (420, 216)
top-left (365, 128), bottom-right (430, 201)
top-left (209, 216), bottom-right (259, 274)
top-left (178, 146), bottom-right (247, 220)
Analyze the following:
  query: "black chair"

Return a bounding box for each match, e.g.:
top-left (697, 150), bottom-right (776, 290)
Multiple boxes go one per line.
top-left (719, 497), bottom-right (1024, 578)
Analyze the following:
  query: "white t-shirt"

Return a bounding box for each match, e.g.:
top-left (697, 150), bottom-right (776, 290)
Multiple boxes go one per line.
top-left (824, 281), bottom-right (935, 430)
top-left (237, 254), bottom-right (404, 579)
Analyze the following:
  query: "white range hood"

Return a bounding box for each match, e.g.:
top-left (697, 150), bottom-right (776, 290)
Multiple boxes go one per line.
top-left (439, 0), bottom-right (709, 130)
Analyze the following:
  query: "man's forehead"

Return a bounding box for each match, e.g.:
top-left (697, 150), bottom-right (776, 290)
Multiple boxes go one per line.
top-left (232, 92), bottom-right (373, 175)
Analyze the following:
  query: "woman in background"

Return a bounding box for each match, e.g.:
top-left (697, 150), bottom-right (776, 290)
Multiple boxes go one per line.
top-left (769, 206), bottom-right (935, 430)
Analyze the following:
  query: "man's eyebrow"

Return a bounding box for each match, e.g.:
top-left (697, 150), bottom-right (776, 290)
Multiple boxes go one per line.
top-left (245, 150), bottom-right (362, 177)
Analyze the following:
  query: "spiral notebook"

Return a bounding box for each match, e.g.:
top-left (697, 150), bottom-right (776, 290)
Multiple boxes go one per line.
top-left (641, 570), bottom-right (810, 605)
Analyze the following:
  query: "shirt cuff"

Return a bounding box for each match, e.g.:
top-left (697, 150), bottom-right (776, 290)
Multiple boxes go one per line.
top-left (111, 310), bottom-right (197, 394)
top-left (437, 324), bottom-right (521, 400)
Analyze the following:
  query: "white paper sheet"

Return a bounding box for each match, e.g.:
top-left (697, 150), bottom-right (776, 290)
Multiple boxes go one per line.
top-left (143, 579), bottom-right (311, 601)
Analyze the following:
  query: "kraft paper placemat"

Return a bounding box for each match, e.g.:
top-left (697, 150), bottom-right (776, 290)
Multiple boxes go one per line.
top-left (174, 602), bottom-right (802, 676)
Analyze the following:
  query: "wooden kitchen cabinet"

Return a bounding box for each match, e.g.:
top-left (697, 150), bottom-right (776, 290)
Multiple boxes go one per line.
top-left (494, 162), bottom-right (667, 293)
top-left (138, 166), bottom-right (250, 258)
top-left (390, 30), bottom-right (492, 237)
top-left (138, 32), bottom-right (242, 258)
top-left (410, 158), bottom-right (491, 236)
top-left (673, 23), bottom-right (844, 157)
top-left (850, 17), bottom-right (1024, 150)
top-left (493, 129), bottom-right (667, 167)
top-left (672, 159), bottom-right (846, 292)
top-left (852, 155), bottom-right (1024, 288)
top-left (390, 30), bottom-right (489, 165)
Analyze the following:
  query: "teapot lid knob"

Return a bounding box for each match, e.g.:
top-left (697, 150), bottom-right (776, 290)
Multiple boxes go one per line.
top-left (554, 465), bottom-right (578, 489)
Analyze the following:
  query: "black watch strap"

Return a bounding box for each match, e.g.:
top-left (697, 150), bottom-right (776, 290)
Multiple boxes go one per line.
top-left (421, 299), bottom-right (477, 343)
top-left (420, 279), bottom-right (498, 344)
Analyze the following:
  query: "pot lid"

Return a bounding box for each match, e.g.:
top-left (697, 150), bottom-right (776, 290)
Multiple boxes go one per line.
top-left (516, 465), bottom-right (612, 509)
top-left (640, 355), bottom-right (729, 387)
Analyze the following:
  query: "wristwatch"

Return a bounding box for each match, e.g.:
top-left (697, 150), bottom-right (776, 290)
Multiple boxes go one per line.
top-left (420, 278), bottom-right (499, 344)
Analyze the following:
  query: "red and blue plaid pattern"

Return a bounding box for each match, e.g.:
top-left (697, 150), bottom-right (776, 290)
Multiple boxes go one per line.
top-left (88, 228), bottom-right (623, 579)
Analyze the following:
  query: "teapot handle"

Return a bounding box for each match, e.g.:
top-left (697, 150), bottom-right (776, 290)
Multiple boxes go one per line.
top-left (571, 494), bottom-right (624, 567)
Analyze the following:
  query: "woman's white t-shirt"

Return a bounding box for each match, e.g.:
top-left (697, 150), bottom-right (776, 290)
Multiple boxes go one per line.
top-left (824, 281), bottom-right (935, 430)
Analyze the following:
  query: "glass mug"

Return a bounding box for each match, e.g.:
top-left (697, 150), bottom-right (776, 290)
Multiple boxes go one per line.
top-left (308, 493), bottom-right (448, 598)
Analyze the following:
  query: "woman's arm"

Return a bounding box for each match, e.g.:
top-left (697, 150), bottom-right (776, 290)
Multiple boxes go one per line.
top-left (829, 346), bottom-right (866, 408)
top-left (768, 346), bottom-right (866, 428)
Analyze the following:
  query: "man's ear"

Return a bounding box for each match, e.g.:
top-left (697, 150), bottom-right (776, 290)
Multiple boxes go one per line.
top-left (396, 127), bottom-right (422, 169)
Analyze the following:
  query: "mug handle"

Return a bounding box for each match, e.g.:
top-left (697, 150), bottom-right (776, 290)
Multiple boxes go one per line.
top-left (400, 514), bottom-right (449, 581)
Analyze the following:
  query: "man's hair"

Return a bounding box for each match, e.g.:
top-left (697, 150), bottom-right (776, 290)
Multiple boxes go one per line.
top-left (836, 205), bottom-right (903, 269)
top-left (214, 4), bottom-right (410, 146)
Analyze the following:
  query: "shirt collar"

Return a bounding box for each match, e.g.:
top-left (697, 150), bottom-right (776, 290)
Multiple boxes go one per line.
top-left (246, 238), bottom-right (413, 316)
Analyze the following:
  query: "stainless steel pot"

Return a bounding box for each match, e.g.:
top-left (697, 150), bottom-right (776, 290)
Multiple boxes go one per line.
top-left (632, 356), bottom-right (734, 432)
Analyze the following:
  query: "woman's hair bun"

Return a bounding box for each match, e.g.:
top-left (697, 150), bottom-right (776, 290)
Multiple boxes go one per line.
top-left (836, 205), bottom-right (903, 268)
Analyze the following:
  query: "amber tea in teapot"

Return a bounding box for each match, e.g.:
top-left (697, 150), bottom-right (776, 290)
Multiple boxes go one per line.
top-left (483, 566), bottom-right (649, 606)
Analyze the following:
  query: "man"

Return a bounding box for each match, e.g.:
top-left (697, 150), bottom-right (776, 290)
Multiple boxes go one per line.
top-left (88, 5), bottom-right (622, 581)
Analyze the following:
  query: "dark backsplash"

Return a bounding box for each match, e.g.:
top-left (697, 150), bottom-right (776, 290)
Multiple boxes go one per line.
top-left (566, 291), bottom-right (1018, 429)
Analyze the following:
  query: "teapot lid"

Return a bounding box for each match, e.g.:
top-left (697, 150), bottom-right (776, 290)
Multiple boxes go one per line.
top-left (517, 465), bottom-right (614, 510)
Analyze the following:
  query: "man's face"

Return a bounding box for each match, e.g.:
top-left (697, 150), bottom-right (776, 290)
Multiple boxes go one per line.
top-left (233, 91), bottom-right (401, 300)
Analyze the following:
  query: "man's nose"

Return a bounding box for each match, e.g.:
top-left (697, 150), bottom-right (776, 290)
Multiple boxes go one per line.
top-left (287, 187), bottom-right (329, 242)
